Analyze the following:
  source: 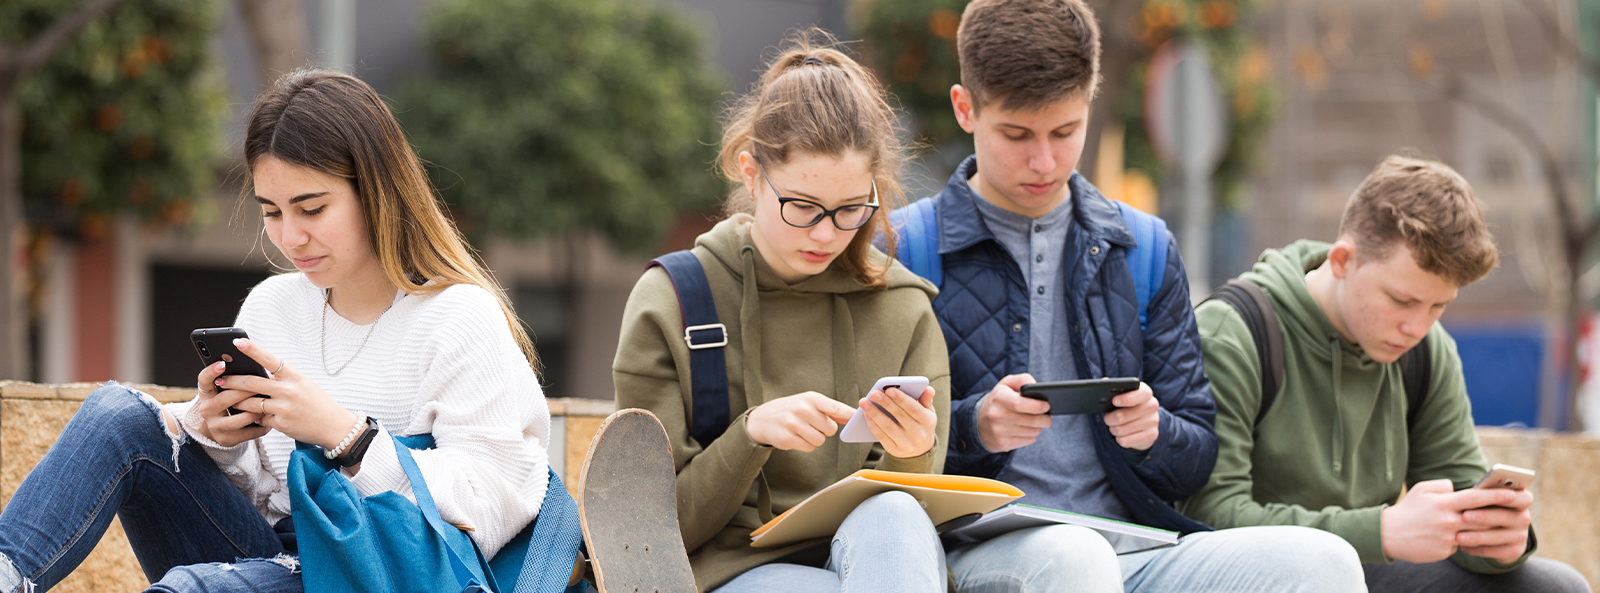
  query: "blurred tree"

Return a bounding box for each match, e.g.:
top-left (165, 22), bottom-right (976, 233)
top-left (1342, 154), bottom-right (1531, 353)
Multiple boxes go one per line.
top-left (395, 0), bottom-right (725, 256)
top-left (1, 0), bottom-right (225, 380)
top-left (850, 0), bottom-right (1278, 210)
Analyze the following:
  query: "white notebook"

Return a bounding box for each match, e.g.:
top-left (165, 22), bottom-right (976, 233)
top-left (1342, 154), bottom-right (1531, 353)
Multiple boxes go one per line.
top-left (945, 503), bottom-right (1179, 555)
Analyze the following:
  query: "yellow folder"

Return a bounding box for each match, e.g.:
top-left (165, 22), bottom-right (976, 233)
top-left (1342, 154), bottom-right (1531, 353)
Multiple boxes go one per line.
top-left (749, 470), bottom-right (1024, 548)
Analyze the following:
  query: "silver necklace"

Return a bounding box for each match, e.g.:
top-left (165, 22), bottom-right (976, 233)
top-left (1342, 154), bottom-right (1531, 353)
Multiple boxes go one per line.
top-left (321, 291), bottom-right (398, 376)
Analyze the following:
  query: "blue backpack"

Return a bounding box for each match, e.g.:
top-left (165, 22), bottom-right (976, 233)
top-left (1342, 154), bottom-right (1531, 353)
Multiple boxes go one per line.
top-left (891, 197), bottom-right (1169, 330)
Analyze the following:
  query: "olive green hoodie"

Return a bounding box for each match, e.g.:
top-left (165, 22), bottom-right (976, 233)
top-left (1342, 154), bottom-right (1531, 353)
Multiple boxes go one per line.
top-left (613, 215), bottom-right (952, 590)
top-left (1179, 240), bottom-right (1533, 573)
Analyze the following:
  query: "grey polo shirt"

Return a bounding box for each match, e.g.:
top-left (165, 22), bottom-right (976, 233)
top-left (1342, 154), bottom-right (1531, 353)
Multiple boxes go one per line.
top-left (970, 188), bottom-right (1132, 522)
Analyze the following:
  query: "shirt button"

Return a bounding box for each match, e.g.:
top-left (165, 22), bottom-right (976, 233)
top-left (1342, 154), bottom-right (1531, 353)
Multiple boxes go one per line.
top-left (1012, 323), bottom-right (1023, 332)
top-left (1034, 224), bottom-right (1043, 233)
top-left (1036, 254), bottom-right (1044, 263)
top-left (1037, 286), bottom-right (1046, 295)
top-left (1089, 246), bottom-right (1101, 255)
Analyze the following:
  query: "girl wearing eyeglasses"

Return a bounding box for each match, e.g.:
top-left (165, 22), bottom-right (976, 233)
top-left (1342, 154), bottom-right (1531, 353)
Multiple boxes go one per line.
top-left (612, 32), bottom-right (952, 593)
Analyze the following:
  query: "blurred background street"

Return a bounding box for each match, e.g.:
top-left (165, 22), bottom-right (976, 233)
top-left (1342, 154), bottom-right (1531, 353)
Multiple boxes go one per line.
top-left (3, 0), bottom-right (1597, 428)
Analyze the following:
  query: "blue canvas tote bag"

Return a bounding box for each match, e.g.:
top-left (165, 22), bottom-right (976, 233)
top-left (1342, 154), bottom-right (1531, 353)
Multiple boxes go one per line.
top-left (289, 434), bottom-right (585, 593)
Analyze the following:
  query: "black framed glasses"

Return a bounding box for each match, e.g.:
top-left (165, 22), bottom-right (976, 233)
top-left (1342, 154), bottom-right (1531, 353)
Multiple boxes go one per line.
top-left (757, 159), bottom-right (880, 231)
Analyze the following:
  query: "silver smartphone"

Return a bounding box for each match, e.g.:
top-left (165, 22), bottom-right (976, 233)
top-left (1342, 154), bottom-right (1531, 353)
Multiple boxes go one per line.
top-left (1473, 463), bottom-right (1536, 491)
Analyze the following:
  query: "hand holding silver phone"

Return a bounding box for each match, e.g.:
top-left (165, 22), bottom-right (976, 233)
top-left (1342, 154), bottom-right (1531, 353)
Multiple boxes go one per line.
top-left (1473, 463), bottom-right (1535, 491)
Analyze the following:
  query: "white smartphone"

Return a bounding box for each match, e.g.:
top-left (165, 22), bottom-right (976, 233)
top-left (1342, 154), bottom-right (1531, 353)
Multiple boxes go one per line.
top-left (1473, 463), bottom-right (1536, 491)
top-left (839, 376), bottom-right (930, 443)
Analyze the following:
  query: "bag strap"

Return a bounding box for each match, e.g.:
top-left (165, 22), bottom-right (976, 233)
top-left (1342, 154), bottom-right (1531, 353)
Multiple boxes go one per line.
top-left (1205, 279), bottom-right (1285, 425)
top-left (393, 439), bottom-right (494, 591)
top-left (891, 198), bottom-right (943, 288)
top-left (1399, 335), bottom-right (1432, 430)
top-left (648, 250), bottom-right (730, 447)
top-left (1116, 201), bottom-right (1169, 331)
top-left (498, 469), bottom-right (584, 593)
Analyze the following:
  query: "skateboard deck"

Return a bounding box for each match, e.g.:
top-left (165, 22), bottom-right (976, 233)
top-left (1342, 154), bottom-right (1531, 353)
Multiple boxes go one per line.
top-left (578, 409), bottom-right (697, 592)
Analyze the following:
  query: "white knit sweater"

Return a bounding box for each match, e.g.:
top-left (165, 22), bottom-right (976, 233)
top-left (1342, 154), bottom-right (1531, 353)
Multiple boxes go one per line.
top-left (166, 273), bottom-right (551, 557)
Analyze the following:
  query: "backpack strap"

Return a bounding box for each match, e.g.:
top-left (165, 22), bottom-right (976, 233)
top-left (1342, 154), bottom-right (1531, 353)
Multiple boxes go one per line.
top-left (1205, 279), bottom-right (1285, 425)
top-left (891, 197), bottom-right (943, 288)
top-left (647, 251), bottom-right (730, 447)
top-left (1399, 335), bottom-right (1433, 430)
top-left (1115, 202), bottom-right (1169, 331)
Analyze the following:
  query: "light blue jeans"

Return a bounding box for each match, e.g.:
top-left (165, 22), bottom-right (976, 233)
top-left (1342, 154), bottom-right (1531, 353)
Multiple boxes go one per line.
top-left (711, 491), bottom-right (947, 593)
top-left (946, 524), bottom-right (1366, 593)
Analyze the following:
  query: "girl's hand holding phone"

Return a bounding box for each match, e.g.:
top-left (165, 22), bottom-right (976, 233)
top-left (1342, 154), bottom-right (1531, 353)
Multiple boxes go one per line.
top-left (193, 359), bottom-right (271, 447)
top-left (860, 386), bottom-right (938, 459)
top-left (746, 392), bottom-right (856, 452)
top-left (212, 338), bottom-right (364, 450)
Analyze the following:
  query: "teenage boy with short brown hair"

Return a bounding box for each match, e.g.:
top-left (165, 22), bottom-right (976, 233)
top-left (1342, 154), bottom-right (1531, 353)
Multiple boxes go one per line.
top-left (893, 1), bottom-right (1366, 590)
top-left (1183, 156), bottom-right (1591, 592)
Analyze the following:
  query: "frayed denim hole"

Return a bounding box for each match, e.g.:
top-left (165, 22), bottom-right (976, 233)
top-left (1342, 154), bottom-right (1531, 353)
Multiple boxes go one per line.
top-left (131, 387), bottom-right (187, 472)
top-left (0, 552), bottom-right (33, 593)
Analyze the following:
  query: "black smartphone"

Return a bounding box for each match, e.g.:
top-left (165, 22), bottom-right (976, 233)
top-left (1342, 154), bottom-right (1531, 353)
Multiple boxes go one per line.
top-left (191, 327), bottom-right (269, 416)
top-left (1019, 378), bottom-right (1140, 415)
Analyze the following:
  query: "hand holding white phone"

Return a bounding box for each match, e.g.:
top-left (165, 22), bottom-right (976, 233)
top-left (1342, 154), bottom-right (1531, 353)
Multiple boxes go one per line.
top-left (839, 376), bottom-right (930, 443)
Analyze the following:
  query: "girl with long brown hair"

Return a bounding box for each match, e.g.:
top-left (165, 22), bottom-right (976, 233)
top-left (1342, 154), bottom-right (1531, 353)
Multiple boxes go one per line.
top-left (0, 70), bottom-right (552, 592)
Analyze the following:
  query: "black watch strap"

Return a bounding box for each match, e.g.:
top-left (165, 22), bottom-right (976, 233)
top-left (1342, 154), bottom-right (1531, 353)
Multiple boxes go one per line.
top-left (336, 417), bottom-right (379, 467)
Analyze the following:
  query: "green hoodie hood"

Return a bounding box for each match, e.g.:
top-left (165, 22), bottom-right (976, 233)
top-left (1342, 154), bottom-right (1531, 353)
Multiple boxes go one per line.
top-left (1183, 240), bottom-right (1522, 572)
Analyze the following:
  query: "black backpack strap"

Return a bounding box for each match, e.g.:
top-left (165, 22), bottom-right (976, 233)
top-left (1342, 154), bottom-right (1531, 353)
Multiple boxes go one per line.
top-left (648, 250), bottom-right (730, 447)
top-left (1398, 335), bottom-right (1432, 430)
top-left (1206, 279), bottom-right (1285, 425)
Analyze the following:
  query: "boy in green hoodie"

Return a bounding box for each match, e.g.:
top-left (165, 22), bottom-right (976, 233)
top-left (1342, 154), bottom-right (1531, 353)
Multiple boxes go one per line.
top-left (1184, 156), bottom-right (1591, 592)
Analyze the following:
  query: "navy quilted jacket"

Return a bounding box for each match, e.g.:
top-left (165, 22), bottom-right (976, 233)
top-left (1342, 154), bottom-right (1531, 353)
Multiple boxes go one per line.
top-left (921, 157), bottom-right (1216, 534)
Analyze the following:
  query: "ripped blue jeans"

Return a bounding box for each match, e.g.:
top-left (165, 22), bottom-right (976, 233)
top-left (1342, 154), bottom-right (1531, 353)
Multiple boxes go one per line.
top-left (0, 384), bottom-right (299, 593)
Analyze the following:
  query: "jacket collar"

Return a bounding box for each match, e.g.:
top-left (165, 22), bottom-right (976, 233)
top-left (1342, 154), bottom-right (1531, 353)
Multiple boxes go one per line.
top-left (934, 155), bottom-right (1138, 254)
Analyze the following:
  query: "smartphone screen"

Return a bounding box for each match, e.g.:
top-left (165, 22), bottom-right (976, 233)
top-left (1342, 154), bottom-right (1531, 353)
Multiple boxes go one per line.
top-left (1020, 378), bottom-right (1140, 415)
top-left (191, 327), bottom-right (269, 378)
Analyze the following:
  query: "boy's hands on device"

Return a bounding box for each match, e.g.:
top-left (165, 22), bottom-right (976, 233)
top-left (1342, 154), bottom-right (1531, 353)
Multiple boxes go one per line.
top-left (1380, 465), bottom-right (1535, 564)
top-left (976, 374), bottom-right (1050, 453)
top-left (977, 375), bottom-right (1159, 453)
top-left (1459, 465), bottom-right (1535, 562)
top-left (192, 327), bottom-right (363, 450)
top-left (839, 376), bottom-right (940, 459)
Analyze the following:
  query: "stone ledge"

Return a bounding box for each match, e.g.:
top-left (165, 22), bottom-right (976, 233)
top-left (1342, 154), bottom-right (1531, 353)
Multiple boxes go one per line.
top-left (1475, 426), bottom-right (1599, 588)
top-left (0, 381), bottom-right (193, 403)
top-left (546, 397), bottom-right (616, 417)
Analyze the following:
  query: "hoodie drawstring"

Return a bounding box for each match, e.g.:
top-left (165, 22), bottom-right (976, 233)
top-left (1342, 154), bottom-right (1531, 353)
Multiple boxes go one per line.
top-left (1329, 337), bottom-right (1344, 476)
top-left (832, 293), bottom-right (872, 475)
top-left (737, 247), bottom-right (775, 523)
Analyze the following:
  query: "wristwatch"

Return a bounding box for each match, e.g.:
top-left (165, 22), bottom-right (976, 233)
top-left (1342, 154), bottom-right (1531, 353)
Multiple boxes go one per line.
top-left (336, 416), bottom-right (380, 468)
